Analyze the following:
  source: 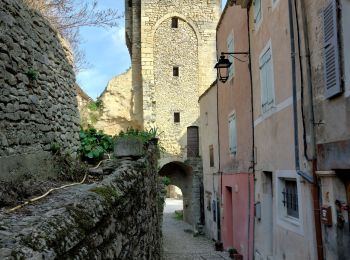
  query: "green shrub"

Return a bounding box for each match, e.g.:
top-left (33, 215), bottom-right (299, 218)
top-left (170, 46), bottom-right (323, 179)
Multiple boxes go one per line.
top-left (115, 127), bottom-right (166, 154)
top-left (79, 127), bottom-right (113, 163)
top-left (162, 176), bottom-right (171, 186)
top-left (88, 99), bottom-right (103, 112)
top-left (173, 210), bottom-right (183, 220)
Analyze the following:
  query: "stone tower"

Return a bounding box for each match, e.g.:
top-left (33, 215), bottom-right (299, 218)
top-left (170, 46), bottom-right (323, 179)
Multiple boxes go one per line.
top-left (125, 0), bottom-right (220, 165)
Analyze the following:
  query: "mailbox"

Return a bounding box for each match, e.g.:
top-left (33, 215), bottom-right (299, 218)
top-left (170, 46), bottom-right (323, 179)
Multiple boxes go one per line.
top-left (321, 206), bottom-right (332, 226)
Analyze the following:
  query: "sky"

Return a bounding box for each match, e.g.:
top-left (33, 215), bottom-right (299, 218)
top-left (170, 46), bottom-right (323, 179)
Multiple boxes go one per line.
top-left (77, 1), bottom-right (227, 100)
top-left (77, 0), bottom-right (129, 100)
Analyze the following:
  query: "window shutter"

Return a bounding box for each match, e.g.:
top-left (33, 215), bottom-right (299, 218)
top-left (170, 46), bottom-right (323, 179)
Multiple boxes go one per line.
top-left (260, 47), bottom-right (274, 113)
top-left (229, 114), bottom-right (237, 154)
top-left (266, 51), bottom-right (274, 106)
top-left (323, 0), bottom-right (342, 98)
top-left (254, 0), bottom-right (262, 23)
top-left (229, 117), bottom-right (233, 153)
top-left (227, 33), bottom-right (234, 80)
top-left (232, 115), bottom-right (237, 153)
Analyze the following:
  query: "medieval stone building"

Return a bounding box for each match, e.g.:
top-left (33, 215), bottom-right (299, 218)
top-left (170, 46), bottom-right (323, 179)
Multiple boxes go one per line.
top-left (125, 0), bottom-right (220, 165)
top-left (124, 0), bottom-right (220, 226)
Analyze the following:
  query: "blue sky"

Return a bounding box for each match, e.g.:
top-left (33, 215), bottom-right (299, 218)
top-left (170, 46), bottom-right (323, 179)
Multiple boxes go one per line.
top-left (77, 1), bottom-right (227, 99)
top-left (77, 0), bottom-right (129, 99)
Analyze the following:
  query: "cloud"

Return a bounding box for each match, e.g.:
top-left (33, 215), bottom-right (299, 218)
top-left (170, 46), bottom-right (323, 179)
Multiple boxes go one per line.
top-left (111, 26), bottom-right (126, 48)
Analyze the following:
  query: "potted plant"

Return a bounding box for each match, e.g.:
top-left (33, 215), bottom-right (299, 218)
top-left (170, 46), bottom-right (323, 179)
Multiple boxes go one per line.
top-left (114, 128), bottom-right (145, 158)
top-left (227, 247), bottom-right (243, 260)
top-left (215, 241), bottom-right (223, 251)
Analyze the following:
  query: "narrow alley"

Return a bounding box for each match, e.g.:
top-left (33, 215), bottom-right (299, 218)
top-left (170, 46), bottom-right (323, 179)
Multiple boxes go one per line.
top-left (163, 199), bottom-right (230, 260)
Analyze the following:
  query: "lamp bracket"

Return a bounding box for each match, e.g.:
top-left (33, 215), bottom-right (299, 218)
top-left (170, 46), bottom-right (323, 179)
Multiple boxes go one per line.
top-left (221, 52), bottom-right (249, 55)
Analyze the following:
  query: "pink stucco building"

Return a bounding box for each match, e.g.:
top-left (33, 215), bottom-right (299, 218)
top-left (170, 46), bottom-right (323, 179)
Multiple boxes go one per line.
top-left (216, 3), bottom-right (254, 259)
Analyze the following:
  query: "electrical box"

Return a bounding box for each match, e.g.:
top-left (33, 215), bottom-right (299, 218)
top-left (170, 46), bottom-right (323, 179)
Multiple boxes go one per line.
top-left (321, 206), bottom-right (332, 226)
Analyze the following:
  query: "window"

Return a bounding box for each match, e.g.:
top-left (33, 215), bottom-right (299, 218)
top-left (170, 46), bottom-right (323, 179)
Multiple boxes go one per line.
top-left (209, 145), bottom-right (214, 167)
top-left (228, 113), bottom-right (237, 155)
top-left (323, 0), bottom-right (342, 98)
top-left (174, 112), bottom-right (180, 123)
top-left (276, 171), bottom-right (303, 234)
top-left (254, 0), bottom-right (262, 24)
top-left (173, 66), bottom-right (179, 77)
top-left (282, 180), bottom-right (299, 218)
top-left (213, 200), bottom-right (216, 222)
top-left (171, 17), bottom-right (178, 28)
top-left (227, 33), bottom-right (234, 80)
top-left (206, 192), bottom-right (212, 211)
top-left (259, 44), bottom-right (274, 113)
top-left (128, 0), bottom-right (132, 7)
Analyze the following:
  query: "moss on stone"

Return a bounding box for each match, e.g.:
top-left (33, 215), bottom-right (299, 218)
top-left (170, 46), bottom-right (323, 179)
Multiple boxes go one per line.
top-left (90, 186), bottom-right (120, 204)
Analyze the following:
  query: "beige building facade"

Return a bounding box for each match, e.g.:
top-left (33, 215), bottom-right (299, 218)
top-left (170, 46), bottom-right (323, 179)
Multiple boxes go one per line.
top-left (234, 0), bottom-right (318, 259)
top-left (199, 81), bottom-right (220, 240)
top-left (299, 0), bottom-right (350, 259)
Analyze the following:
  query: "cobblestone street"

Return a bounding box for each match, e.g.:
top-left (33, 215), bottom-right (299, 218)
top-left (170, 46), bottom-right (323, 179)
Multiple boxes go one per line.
top-left (163, 199), bottom-right (230, 260)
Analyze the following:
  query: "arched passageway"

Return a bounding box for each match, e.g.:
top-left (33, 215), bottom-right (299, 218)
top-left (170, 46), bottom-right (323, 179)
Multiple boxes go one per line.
top-left (166, 184), bottom-right (183, 200)
top-left (159, 161), bottom-right (194, 224)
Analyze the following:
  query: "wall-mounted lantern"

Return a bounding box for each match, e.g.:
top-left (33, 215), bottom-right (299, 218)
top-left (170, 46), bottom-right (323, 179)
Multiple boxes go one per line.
top-left (214, 52), bottom-right (249, 83)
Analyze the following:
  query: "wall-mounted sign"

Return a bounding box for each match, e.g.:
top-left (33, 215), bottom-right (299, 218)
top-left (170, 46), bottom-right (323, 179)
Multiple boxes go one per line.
top-left (321, 206), bottom-right (332, 226)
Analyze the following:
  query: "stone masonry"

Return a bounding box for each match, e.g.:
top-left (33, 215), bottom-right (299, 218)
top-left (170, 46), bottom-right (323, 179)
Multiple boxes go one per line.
top-left (125, 0), bottom-right (220, 164)
top-left (0, 0), bottom-right (80, 179)
top-left (0, 146), bottom-right (164, 260)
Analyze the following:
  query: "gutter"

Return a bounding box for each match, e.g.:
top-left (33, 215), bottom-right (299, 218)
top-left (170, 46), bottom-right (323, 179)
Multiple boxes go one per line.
top-left (288, 0), bottom-right (324, 259)
top-left (246, 5), bottom-right (254, 260)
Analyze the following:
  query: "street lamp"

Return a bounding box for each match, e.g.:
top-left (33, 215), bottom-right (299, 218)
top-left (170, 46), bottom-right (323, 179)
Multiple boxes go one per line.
top-left (214, 55), bottom-right (232, 83)
top-left (214, 52), bottom-right (249, 83)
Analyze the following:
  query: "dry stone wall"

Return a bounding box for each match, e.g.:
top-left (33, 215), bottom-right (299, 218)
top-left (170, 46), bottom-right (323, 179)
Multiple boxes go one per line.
top-left (0, 0), bottom-right (80, 179)
top-left (0, 146), bottom-right (164, 260)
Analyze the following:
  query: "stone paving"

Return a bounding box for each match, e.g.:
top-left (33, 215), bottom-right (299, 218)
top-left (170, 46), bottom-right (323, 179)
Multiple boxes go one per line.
top-left (163, 198), bottom-right (231, 260)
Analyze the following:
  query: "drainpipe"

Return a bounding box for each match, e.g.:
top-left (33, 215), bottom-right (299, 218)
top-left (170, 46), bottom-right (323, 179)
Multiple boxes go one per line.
top-left (295, 0), bottom-right (324, 259)
top-left (289, 0), bottom-right (324, 259)
top-left (246, 4), bottom-right (254, 260)
top-left (287, 0), bottom-right (300, 172)
top-left (216, 24), bottom-right (223, 243)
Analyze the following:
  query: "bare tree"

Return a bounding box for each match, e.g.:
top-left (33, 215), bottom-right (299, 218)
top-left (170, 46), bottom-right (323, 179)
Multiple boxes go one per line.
top-left (25, 0), bottom-right (122, 72)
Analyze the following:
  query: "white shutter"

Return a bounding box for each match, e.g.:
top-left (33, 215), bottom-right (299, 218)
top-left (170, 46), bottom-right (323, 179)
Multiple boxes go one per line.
top-left (266, 50), bottom-right (274, 107)
top-left (227, 33), bottom-right (234, 80)
top-left (323, 0), bottom-right (342, 98)
top-left (254, 0), bottom-right (262, 23)
top-left (229, 114), bottom-right (237, 154)
top-left (260, 46), bottom-right (274, 113)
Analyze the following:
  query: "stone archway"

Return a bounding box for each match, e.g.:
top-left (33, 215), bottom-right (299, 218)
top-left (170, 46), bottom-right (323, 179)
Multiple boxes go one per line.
top-left (159, 161), bottom-right (194, 224)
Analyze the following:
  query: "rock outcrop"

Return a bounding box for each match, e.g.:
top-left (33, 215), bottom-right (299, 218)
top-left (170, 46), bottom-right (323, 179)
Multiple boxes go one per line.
top-left (94, 68), bottom-right (140, 135)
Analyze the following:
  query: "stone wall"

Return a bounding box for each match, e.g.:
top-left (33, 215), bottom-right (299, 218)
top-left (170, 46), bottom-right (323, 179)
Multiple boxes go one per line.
top-left (0, 146), bottom-right (164, 260)
top-left (154, 17), bottom-right (199, 157)
top-left (0, 0), bottom-right (80, 178)
top-left (125, 0), bottom-right (220, 163)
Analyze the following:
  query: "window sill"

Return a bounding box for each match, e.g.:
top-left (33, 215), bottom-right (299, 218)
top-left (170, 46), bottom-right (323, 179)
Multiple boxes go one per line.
top-left (277, 215), bottom-right (303, 235)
